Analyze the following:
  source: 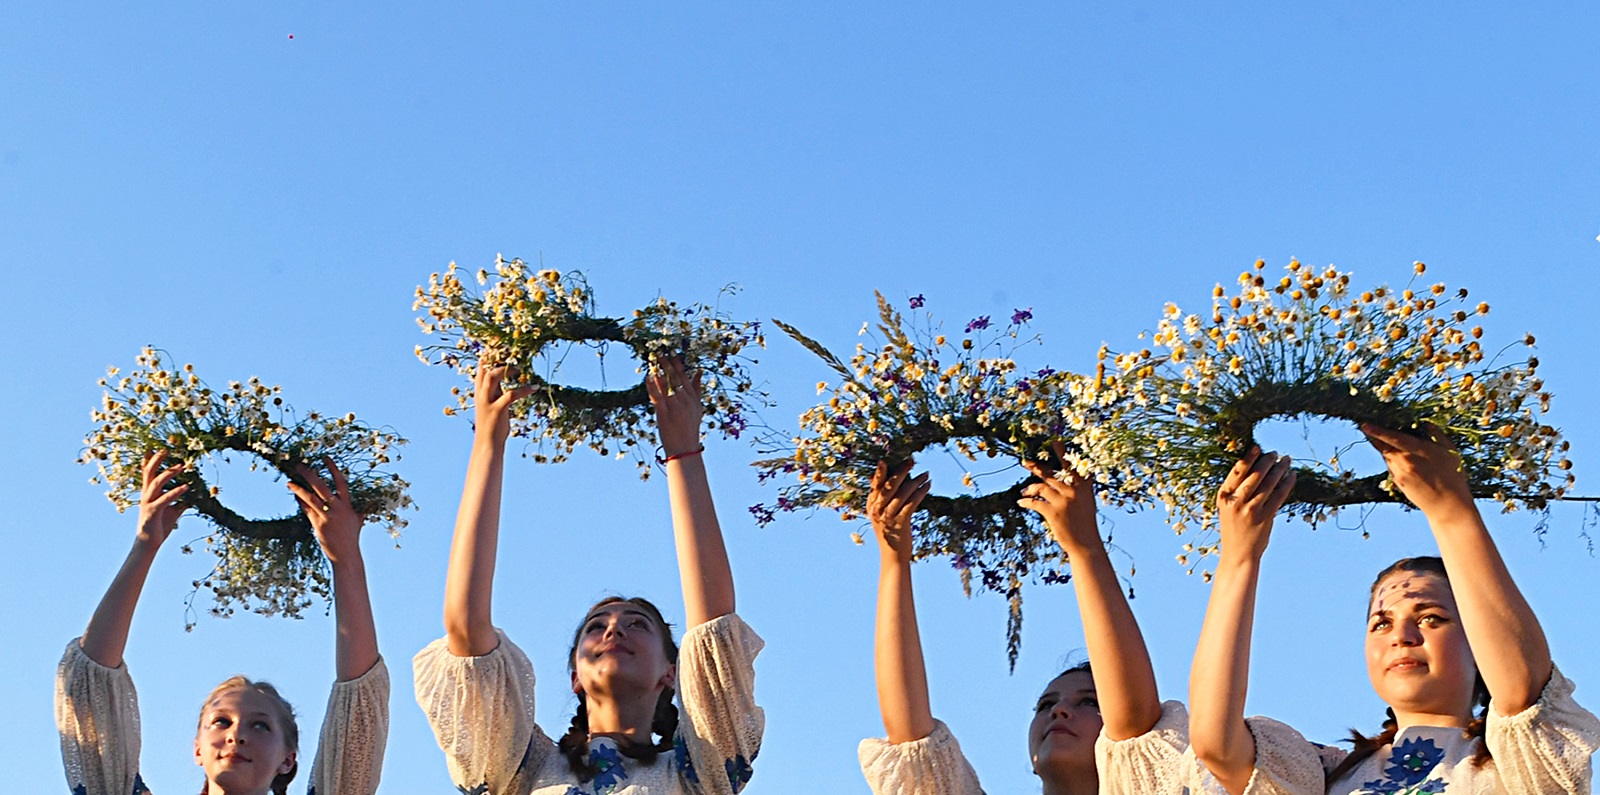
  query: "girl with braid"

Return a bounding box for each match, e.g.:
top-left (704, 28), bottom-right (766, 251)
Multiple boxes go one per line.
top-left (859, 443), bottom-right (1191, 795)
top-left (1189, 428), bottom-right (1600, 795)
top-left (413, 356), bottom-right (763, 795)
top-left (56, 453), bottom-right (390, 795)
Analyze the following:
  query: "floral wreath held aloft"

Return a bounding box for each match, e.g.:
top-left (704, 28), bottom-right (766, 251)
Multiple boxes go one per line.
top-left (1073, 259), bottom-right (1575, 571)
top-left (754, 293), bottom-right (1126, 667)
top-left (414, 257), bottom-right (766, 478)
top-left (80, 348), bottom-right (412, 621)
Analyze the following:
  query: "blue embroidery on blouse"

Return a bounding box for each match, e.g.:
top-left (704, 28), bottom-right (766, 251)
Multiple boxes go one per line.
top-left (586, 742), bottom-right (630, 795)
top-left (1358, 736), bottom-right (1448, 794)
top-left (457, 785), bottom-right (490, 795)
top-left (725, 753), bottom-right (754, 794)
top-left (673, 734), bottom-right (699, 784)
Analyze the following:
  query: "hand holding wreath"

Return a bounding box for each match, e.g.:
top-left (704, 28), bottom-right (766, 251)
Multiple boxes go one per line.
top-left (1018, 442), bottom-right (1099, 556)
top-left (1362, 423), bottom-right (1475, 520)
top-left (869, 461), bottom-right (931, 567)
top-left (136, 451), bottom-right (189, 550)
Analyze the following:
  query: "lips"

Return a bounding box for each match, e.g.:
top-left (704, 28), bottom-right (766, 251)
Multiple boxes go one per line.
top-left (1387, 657), bottom-right (1428, 673)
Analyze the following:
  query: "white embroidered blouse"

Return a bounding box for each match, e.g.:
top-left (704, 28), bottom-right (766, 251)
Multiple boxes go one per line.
top-left (1192, 667), bottom-right (1600, 795)
top-left (412, 612), bottom-right (764, 795)
top-left (54, 638), bottom-right (390, 795)
top-left (858, 699), bottom-right (1193, 795)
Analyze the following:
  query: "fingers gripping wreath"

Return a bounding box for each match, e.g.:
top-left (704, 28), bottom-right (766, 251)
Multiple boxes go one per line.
top-left (414, 257), bottom-right (766, 477)
top-left (80, 348), bottom-right (412, 620)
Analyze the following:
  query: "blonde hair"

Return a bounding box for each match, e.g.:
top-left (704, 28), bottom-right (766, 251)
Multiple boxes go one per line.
top-left (196, 676), bottom-right (300, 795)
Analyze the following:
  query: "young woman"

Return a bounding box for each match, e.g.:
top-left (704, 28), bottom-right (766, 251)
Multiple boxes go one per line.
top-left (56, 452), bottom-right (390, 795)
top-left (412, 357), bottom-right (763, 795)
top-left (1188, 428), bottom-right (1600, 795)
top-left (858, 445), bottom-right (1189, 795)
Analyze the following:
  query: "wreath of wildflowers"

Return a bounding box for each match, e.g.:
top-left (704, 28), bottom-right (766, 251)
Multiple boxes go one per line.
top-left (1078, 259), bottom-right (1575, 572)
top-left (754, 293), bottom-right (1121, 667)
top-left (79, 348), bottom-right (412, 622)
top-left (414, 257), bottom-right (766, 478)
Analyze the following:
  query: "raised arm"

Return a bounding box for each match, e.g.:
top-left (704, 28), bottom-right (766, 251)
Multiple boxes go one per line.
top-left (649, 356), bottom-right (735, 628)
top-left (867, 460), bottom-right (936, 743)
top-left (1363, 423), bottom-right (1552, 713)
top-left (290, 460), bottom-right (378, 680)
top-left (1188, 449), bottom-right (1295, 795)
top-left (443, 364), bottom-right (534, 656)
top-left (79, 451), bottom-right (189, 667)
top-left (1020, 445), bottom-right (1161, 740)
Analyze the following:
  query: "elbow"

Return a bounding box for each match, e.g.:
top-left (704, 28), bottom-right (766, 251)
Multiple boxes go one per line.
top-left (1190, 735), bottom-right (1255, 795)
top-left (442, 612), bottom-right (496, 657)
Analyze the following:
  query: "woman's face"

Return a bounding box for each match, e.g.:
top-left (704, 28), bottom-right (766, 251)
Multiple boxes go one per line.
top-left (1028, 670), bottom-right (1102, 779)
top-left (571, 602), bottom-right (676, 699)
top-left (1365, 570), bottom-right (1478, 724)
top-left (193, 689), bottom-right (295, 795)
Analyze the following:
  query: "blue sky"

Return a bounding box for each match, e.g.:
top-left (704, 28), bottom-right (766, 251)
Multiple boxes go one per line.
top-left (4, 3), bottom-right (1599, 793)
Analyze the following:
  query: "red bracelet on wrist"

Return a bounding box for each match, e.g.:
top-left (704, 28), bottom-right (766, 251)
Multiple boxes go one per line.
top-left (659, 446), bottom-right (705, 464)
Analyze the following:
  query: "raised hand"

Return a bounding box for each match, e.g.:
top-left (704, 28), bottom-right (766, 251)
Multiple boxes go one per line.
top-left (868, 461), bottom-right (930, 566)
top-left (1215, 447), bottom-right (1296, 563)
top-left (1362, 423), bottom-right (1474, 520)
top-left (288, 458), bottom-right (365, 567)
top-left (646, 355), bottom-right (704, 458)
top-left (1018, 442), bottom-right (1098, 554)
top-left (473, 362), bottom-right (536, 446)
top-left (135, 450), bottom-right (189, 548)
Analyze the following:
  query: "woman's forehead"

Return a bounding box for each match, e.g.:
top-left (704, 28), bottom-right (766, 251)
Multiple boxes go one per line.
top-left (1371, 570), bottom-right (1454, 612)
top-left (585, 603), bottom-right (655, 623)
top-left (206, 688), bottom-right (279, 716)
top-left (1040, 669), bottom-right (1095, 697)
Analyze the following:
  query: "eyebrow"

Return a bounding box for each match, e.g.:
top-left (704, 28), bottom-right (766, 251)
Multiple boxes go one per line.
top-left (1370, 601), bottom-right (1451, 619)
top-left (584, 608), bottom-right (653, 624)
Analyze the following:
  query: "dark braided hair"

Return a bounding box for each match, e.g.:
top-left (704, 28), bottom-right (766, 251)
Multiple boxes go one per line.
top-left (1326, 557), bottom-right (1492, 786)
top-left (557, 597), bottom-right (682, 781)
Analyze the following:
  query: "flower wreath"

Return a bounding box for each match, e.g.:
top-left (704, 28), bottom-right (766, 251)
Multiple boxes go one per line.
top-left (80, 348), bottom-right (412, 622)
top-left (1078, 259), bottom-right (1574, 567)
top-left (414, 258), bottom-right (766, 478)
top-left (754, 293), bottom-right (1116, 667)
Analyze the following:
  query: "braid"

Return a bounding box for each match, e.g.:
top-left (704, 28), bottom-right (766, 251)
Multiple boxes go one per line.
top-left (651, 687), bottom-right (680, 754)
top-left (558, 693), bottom-right (603, 781)
top-left (1328, 708), bottom-right (1398, 786)
top-left (1464, 674), bottom-right (1492, 768)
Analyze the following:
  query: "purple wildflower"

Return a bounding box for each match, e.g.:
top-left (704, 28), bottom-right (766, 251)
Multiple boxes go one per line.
top-left (1035, 367), bottom-right (1056, 378)
top-left (749, 504), bottom-right (777, 526)
top-left (1011, 308), bottom-right (1033, 325)
top-left (909, 294), bottom-right (925, 309)
top-left (965, 316), bottom-right (991, 333)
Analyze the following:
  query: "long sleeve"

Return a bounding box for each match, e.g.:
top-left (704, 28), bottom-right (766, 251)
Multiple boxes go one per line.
top-left (307, 657), bottom-right (390, 795)
top-left (413, 628), bottom-right (549, 795)
top-left (55, 638), bottom-right (148, 795)
top-left (1485, 665), bottom-right (1600, 795)
top-left (1097, 700), bottom-right (1191, 795)
top-left (858, 720), bottom-right (983, 795)
top-left (675, 613), bottom-right (765, 795)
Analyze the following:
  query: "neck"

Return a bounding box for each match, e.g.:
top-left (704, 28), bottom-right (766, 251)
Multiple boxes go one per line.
top-left (1040, 764), bottom-right (1098, 795)
top-left (207, 782), bottom-right (273, 795)
top-left (582, 691), bottom-right (659, 742)
top-left (1392, 706), bottom-right (1473, 732)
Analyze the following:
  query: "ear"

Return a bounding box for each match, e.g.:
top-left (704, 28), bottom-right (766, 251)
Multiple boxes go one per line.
top-left (278, 750), bottom-right (297, 776)
top-left (659, 663), bottom-right (677, 691)
top-left (194, 737), bottom-right (203, 766)
top-left (571, 669), bottom-right (583, 696)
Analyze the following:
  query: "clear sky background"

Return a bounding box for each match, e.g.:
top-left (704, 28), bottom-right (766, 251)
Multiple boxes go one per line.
top-left (4, 3), bottom-right (1599, 793)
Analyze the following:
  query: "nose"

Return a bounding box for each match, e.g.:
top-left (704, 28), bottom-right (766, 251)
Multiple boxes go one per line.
top-left (1394, 621), bottom-right (1423, 647)
top-left (1051, 702), bottom-right (1072, 721)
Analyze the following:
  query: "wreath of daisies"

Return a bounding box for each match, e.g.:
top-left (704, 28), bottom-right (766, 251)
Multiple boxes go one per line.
top-left (414, 257), bottom-right (766, 478)
top-left (754, 293), bottom-right (1121, 667)
top-left (80, 348), bottom-right (412, 622)
top-left (1076, 259), bottom-right (1573, 568)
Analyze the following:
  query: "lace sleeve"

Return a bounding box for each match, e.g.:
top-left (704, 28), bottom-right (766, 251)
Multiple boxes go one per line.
top-left (307, 657), bottom-right (390, 795)
top-left (675, 614), bottom-right (765, 795)
top-left (858, 720), bottom-right (984, 795)
top-left (413, 630), bottom-right (549, 795)
top-left (1486, 665), bottom-right (1600, 795)
top-left (1190, 716), bottom-right (1339, 795)
top-left (1096, 700), bottom-right (1191, 795)
top-left (55, 638), bottom-right (148, 795)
